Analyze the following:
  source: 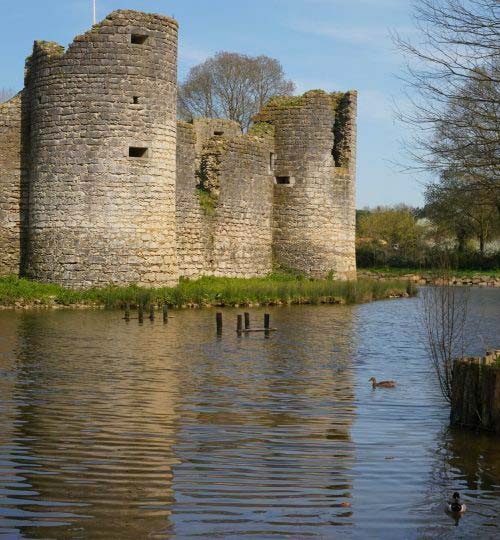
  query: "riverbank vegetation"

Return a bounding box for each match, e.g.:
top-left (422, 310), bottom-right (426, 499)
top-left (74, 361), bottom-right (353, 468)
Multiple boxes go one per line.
top-left (357, 2), bottom-right (499, 277)
top-left (0, 274), bottom-right (415, 309)
top-left (356, 205), bottom-right (499, 272)
top-left (381, 0), bottom-right (499, 276)
top-left (358, 267), bottom-right (500, 279)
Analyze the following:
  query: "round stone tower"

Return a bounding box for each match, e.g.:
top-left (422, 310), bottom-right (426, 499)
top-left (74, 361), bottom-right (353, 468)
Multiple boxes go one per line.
top-left (254, 90), bottom-right (357, 280)
top-left (24, 10), bottom-right (179, 288)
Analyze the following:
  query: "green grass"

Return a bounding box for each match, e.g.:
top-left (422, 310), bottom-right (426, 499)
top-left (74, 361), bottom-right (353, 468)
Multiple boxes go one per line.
top-left (0, 274), bottom-right (415, 309)
top-left (358, 267), bottom-right (500, 278)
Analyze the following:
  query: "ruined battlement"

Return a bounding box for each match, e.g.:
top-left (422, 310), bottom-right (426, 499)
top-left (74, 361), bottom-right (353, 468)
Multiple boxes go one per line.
top-left (0, 10), bottom-right (357, 288)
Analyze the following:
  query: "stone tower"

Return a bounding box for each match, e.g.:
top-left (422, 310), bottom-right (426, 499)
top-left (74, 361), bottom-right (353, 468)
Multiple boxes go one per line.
top-left (254, 90), bottom-right (357, 279)
top-left (24, 10), bottom-right (179, 288)
top-left (0, 12), bottom-right (358, 287)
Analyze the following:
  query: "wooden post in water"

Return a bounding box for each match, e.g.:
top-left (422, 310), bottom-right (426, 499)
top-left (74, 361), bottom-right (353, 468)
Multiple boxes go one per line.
top-left (138, 303), bottom-right (144, 324)
top-left (149, 303), bottom-right (155, 321)
top-left (244, 312), bottom-right (250, 330)
top-left (264, 313), bottom-right (270, 330)
top-left (163, 304), bottom-right (169, 323)
top-left (216, 312), bottom-right (223, 335)
top-left (125, 303), bottom-right (130, 322)
top-left (237, 314), bottom-right (243, 335)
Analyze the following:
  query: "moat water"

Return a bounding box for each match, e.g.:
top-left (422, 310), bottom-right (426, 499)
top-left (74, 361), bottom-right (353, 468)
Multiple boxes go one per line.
top-left (0, 289), bottom-right (499, 539)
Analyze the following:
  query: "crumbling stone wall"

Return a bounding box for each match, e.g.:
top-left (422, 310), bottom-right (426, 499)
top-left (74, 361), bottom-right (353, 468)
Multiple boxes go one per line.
top-left (176, 121), bottom-right (214, 277)
top-left (254, 90), bottom-right (357, 279)
top-left (192, 118), bottom-right (241, 157)
top-left (209, 134), bottom-right (274, 277)
top-left (0, 10), bottom-right (358, 287)
top-left (0, 94), bottom-right (23, 275)
top-left (176, 121), bottom-right (274, 278)
top-left (24, 10), bottom-right (179, 288)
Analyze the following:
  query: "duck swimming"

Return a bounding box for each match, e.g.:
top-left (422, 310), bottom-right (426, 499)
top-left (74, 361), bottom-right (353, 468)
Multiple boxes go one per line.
top-left (369, 377), bottom-right (396, 388)
top-left (447, 492), bottom-right (466, 514)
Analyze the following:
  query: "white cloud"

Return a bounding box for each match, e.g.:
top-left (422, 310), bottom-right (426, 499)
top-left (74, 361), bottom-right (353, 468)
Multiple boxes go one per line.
top-left (299, 0), bottom-right (407, 7)
top-left (291, 21), bottom-right (389, 44)
top-left (286, 18), bottom-right (415, 46)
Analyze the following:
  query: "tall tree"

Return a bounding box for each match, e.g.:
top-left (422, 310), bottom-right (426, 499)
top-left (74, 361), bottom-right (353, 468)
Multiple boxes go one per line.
top-left (394, 1), bottom-right (499, 207)
top-left (358, 205), bottom-right (428, 250)
top-left (425, 174), bottom-right (500, 253)
top-left (178, 52), bottom-right (295, 130)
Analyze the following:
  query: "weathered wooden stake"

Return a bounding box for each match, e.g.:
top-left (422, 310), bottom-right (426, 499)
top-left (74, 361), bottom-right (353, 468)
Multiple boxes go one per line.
top-left (244, 312), bottom-right (250, 330)
top-left (264, 313), bottom-right (270, 330)
top-left (237, 314), bottom-right (243, 335)
top-left (125, 303), bottom-right (130, 321)
top-left (138, 303), bottom-right (144, 324)
top-left (216, 312), bottom-right (223, 334)
top-left (149, 303), bottom-right (155, 321)
top-left (163, 303), bottom-right (169, 323)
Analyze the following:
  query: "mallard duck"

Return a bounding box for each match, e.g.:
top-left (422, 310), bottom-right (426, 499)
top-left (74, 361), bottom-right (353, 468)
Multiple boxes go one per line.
top-left (369, 377), bottom-right (396, 388)
top-left (446, 492), bottom-right (466, 514)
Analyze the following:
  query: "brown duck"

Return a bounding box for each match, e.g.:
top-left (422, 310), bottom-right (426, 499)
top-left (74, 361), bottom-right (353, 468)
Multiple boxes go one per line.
top-left (369, 377), bottom-right (396, 388)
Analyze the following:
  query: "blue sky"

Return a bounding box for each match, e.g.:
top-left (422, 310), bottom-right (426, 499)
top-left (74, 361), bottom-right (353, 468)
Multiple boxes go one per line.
top-left (0, 0), bottom-right (425, 208)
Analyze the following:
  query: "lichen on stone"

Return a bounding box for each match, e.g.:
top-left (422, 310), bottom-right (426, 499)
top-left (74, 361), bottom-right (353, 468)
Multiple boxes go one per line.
top-left (248, 122), bottom-right (275, 138)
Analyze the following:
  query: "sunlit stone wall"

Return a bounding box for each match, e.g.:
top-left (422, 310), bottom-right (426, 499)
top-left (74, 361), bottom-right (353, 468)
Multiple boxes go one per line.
top-left (24, 10), bottom-right (179, 288)
top-left (0, 10), bottom-right (357, 287)
top-left (0, 94), bottom-right (23, 276)
top-left (254, 90), bottom-right (357, 279)
top-left (176, 119), bottom-right (274, 278)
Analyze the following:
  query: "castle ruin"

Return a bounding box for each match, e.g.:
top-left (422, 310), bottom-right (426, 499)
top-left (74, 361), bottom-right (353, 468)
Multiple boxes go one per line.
top-left (0, 10), bottom-right (357, 289)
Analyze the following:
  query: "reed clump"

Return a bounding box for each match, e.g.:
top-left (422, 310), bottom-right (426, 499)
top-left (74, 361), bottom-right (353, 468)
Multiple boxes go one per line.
top-left (0, 273), bottom-right (415, 309)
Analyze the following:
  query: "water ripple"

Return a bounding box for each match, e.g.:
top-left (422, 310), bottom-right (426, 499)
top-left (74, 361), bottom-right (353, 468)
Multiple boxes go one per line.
top-left (0, 290), bottom-right (499, 538)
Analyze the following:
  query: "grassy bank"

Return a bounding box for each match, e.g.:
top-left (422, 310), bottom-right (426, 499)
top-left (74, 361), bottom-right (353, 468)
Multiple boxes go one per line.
top-left (0, 274), bottom-right (415, 309)
top-left (358, 267), bottom-right (500, 278)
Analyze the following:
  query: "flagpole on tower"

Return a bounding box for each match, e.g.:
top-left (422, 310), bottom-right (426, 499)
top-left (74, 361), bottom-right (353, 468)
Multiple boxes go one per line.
top-left (93, 0), bottom-right (96, 25)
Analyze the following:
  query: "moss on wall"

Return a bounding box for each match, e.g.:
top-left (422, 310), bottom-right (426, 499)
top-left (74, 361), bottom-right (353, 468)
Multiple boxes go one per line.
top-left (248, 122), bottom-right (275, 138)
top-left (196, 187), bottom-right (217, 216)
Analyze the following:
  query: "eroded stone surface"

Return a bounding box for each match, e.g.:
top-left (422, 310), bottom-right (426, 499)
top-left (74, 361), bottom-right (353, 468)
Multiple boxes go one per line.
top-left (0, 10), bottom-right (357, 287)
top-left (0, 95), bottom-right (23, 275)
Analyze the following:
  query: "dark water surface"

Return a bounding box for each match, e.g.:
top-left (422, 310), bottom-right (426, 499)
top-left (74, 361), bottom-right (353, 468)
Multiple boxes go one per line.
top-left (0, 289), bottom-right (499, 539)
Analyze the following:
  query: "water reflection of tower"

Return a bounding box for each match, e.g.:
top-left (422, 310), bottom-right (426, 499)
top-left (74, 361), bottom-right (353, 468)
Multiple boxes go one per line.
top-left (170, 305), bottom-right (356, 537)
top-left (262, 306), bottom-right (356, 527)
top-left (7, 310), bottom-right (181, 540)
top-left (0, 312), bottom-right (28, 537)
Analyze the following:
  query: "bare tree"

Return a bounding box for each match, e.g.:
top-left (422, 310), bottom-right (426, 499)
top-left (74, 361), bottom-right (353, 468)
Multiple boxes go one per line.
top-left (394, 1), bottom-right (499, 205)
top-left (0, 88), bottom-right (16, 103)
top-left (420, 272), bottom-right (470, 403)
top-left (178, 52), bottom-right (295, 130)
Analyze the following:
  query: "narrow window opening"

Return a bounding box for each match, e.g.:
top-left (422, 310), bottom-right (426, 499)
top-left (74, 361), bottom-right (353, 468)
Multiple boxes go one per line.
top-left (214, 131), bottom-right (224, 136)
top-left (275, 176), bottom-right (290, 185)
top-left (132, 96), bottom-right (139, 104)
top-left (129, 146), bottom-right (148, 158)
top-left (131, 34), bottom-right (148, 45)
top-left (37, 96), bottom-right (42, 104)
